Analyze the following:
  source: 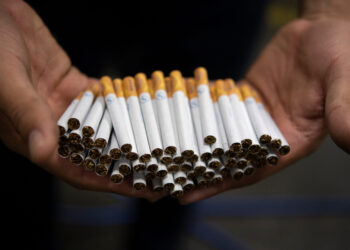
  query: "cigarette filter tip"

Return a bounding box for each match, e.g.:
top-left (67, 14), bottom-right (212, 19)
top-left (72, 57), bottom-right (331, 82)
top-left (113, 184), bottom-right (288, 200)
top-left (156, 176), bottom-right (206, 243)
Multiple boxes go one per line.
top-left (122, 76), bottom-right (137, 98)
top-left (113, 78), bottom-right (124, 97)
top-left (135, 73), bottom-right (149, 95)
top-left (194, 67), bottom-right (209, 86)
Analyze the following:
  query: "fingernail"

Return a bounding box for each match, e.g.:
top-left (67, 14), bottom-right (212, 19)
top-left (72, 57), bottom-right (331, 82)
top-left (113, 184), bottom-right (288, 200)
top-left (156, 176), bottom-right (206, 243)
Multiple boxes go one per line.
top-left (28, 129), bottom-right (44, 162)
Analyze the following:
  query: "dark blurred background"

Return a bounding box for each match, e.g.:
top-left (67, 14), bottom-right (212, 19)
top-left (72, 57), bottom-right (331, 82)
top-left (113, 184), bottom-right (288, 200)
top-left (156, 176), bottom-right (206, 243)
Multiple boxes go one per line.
top-left (2, 0), bottom-right (350, 249)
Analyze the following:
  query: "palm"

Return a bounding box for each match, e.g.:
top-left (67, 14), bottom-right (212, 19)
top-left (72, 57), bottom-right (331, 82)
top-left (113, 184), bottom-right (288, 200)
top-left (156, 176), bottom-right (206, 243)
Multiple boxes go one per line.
top-left (0, 1), bottom-right (161, 200)
top-left (180, 18), bottom-right (350, 203)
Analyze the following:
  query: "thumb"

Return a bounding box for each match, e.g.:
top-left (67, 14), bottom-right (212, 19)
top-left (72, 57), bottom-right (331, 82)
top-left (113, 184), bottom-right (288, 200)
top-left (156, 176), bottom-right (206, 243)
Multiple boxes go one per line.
top-left (325, 60), bottom-right (350, 154)
top-left (0, 69), bottom-right (58, 166)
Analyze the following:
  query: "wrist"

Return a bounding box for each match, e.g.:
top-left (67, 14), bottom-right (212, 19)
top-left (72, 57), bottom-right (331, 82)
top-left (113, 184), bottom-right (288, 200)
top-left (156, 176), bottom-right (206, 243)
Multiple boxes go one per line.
top-left (300, 0), bottom-right (350, 21)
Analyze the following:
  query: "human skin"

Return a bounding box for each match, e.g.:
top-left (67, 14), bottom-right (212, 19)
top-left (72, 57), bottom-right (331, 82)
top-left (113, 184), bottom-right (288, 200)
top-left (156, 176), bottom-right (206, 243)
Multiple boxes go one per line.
top-left (0, 0), bottom-right (349, 203)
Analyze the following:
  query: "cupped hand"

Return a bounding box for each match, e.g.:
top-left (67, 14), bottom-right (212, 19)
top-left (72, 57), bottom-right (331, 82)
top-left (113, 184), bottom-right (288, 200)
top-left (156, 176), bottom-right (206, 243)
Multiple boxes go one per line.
top-left (180, 18), bottom-right (350, 204)
top-left (0, 0), bottom-right (164, 200)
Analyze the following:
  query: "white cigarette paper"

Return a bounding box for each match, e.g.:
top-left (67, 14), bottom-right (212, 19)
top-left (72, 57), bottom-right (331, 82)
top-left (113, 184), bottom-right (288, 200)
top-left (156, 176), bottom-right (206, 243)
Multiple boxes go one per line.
top-left (57, 96), bottom-right (79, 135)
top-left (231, 167), bottom-right (244, 180)
top-left (133, 171), bottom-right (147, 190)
top-left (152, 71), bottom-right (177, 155)
top-left (152, 177), bottom-right (163, 192)
top-left (82, 95), bottom-right (105, 137)
top-left (108, 131), bottom-right (121, 160)
top-left (101, 76), bottom-right (132, 153)
top-left (94, 109), bottom-right (113, 148)
top-left (146, 157), bottom-right (158, 172)
top-left (195, 67), bottom-right (220, 144)
top-left (171, 183), bottom-right (184, 198)
top-left (68, 84), bottom-right (99, 130)
top-left (156, 162), bottom-right (168, 177)
top-left (135, 73), bottom-right (163, 157)
top-left (162, 173), bottom-right (175, 191)
top-left (174, 170), bottom-right (187, 184)
top-left (123, 77), bottom-right (151, 162)
top-left (110, 161), bottom-right (124, 184)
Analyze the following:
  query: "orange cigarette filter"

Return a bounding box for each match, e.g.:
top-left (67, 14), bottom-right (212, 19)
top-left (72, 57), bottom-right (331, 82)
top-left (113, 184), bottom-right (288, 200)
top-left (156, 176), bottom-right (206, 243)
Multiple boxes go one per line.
top-left (135, 73), bottom-right (150, 95)
top-left (225, 78), bottom-right (242, 100)
top-left (147, 79), bottom-right (155, 99)
top-left (100, 76), bottom-right (114, 97)
top-left (185, 78), bottom-right (197, 99)
top-left (113, 78), bottom-right (124, 97)
top-left (122, 76), bottom-right (137, 98)
top-left (170, 74), bottom-right (186, 93)
top-left (152, 71), bottom-right (166, 91)
top-left (194, 67), bottom-right (209, 86)
top-left (87, 81), bottom-right (102, 97)
top-left (209, 83), bottom-right (218, 103)
top-left (251, 87), bottom-right (262, 103)
top-left (165, 76), bottom-right (173, 97)
top-left (214, 79), bottom-right (227, 98)
top-left (239, 84), bottom-right (253, 100)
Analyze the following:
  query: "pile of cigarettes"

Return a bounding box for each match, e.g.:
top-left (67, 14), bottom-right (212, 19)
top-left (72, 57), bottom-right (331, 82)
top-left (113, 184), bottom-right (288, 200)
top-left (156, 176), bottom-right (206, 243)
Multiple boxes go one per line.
top-left (57, 67), bottom-right (290, 198)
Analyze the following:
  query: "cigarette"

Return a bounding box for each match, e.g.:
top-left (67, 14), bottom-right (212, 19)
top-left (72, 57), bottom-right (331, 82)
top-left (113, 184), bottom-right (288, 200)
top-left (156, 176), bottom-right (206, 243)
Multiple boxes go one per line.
top-left (133, 171), bottom-right (147, 190)
top-left (214, 80), bottom-right (242, 152)
top-left (57, 91), bottom-right (82, 136)
top-left (196, 175), bottom-right (209, 187)
top-left (170, 74), bottom-right (194, 158)
top-left (186, 78), bottom-right (212, 162)
top-left (82, 156), bottom-right (97, 171)
top-left (117, 157), bottom-right (132, 176)
top-left (94, 109), bottom-right (112, 149)
top-left (182, 179), bottom-right (195, 193)
top-left (58, 145), bottom-right (71, 158)
top-left (165, 76), bottom-right (185, 163)
top-left (135, 73), bottom-right (163, 157)
top-left (237, 157), bottom-right (248, 169)
top-left (173, 170), bottom-right (187, 184)
top-left (194, 160), bottom-right (206, 175)
top-left (122, 76), bottom-right (151, 162)
top-left (70, 142), bottom-right (85, 153)
top-left (82, 92), bottom-right (105, 138)
top-left (82, 136), bottom-right (95, 150)
top-left (180, 160), bottom-right (192, 172)
top-left (70, 151), bottom-right (86, 165)
top-left (225, 79), bottom-right (259, 151)
top-left (167, 162), bottom-right (180, 172)
top-left (266, 148), bottom-right (279, 165)
top-left (146, 157), bottom-right (158, 172)
top-left (170, 183), bottom-right (184, 198)
top-left (208, 157), bottom-right (222, 170)
top-left (186, 170), bottom-right (195, 180)
top-left (68, 82), bottom-right (100, 130)
top-left (240, 84), bottom-right (271, 144)
top-left (243, 163), bottom-right (255, 176)
top-left (203, 166), bottom-right (215, 180)
top-left (209, 84), bottom-right (225, 157)
top-left (95, 161), bottom-right (112, 177)
top-left (110, 161), bottom-right (124, 184)
top-left (160, 152), bottom-right (173, 165)
top-left (156, 162), bottom-right (168, 177)
top-left (219, 164), bottom-right (230, 177)
top-left (194, 67), bottom-right (220, 144)
top-left (132, 159), bottom-right (146, 172)
top-left (99, 142), bottom-right (112, 165)
top-left (254, 93), bottom-right (290, 154)
top-left (152, 71), bottom-right (177, 155)
top-left (88, 147), bottom-right (102, 160)
top-left (171, 71), bottom-right (199, 161)
top-left (145, 169), bottom-right (156, 181)
top-left (162, 173), bottom-right (175, 191)
top-left (101, 76), bottom-right (132, 153)
top-left (113, 78), bottom-right (139, 159)
top-left (230, 167), bottom-right (244, 181)
top-left (68, 128), bottom-right (83, 145)
top-left (224, 155), bottom-right (237, 168)
top-left (258, 144), bottom-right (269, 158)
top-left (151, 177), bottom-right (163, 192)
top-left (212, 170), bottom-right (224, 184)
top-left (58, 133), bottom-right (69, 146)
top-left (108, 131), bottom-right (121, 160)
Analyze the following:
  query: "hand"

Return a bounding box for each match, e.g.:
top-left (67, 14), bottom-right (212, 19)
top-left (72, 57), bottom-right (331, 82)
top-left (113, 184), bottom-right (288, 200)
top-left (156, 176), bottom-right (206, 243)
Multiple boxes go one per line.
top-left (0, 0), bottom-right (163, 200)
top-left (180, 17), bottom-right (350, 204)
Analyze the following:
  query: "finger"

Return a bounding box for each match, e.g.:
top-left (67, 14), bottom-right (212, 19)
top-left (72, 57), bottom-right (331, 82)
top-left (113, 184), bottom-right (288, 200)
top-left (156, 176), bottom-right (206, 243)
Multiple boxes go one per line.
top-left (325, 60), bottom-right (350, 154)
top-left (0, 62), bottom-right (58, 166)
